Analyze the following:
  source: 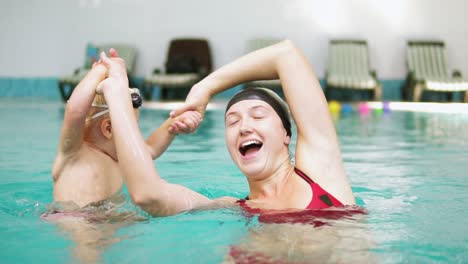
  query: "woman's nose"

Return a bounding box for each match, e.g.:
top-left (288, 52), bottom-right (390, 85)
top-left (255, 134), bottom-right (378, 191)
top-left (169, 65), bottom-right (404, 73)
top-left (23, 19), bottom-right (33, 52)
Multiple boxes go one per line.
top-left (239, 122), bottom-right (253, 135)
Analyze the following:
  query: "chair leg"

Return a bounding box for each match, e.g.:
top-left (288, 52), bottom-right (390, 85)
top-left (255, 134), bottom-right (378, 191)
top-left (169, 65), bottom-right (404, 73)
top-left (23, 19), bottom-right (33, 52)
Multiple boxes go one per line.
top-left (128, 74), bottom-right (134, 88)
top-left (58, 82), bottom-right (66, 102)
top-left (407, 82), bottom-right (414, 101)
top-left (324, 87), bottom-right (331, 100)
top-left (447, 92), bottom-right (453, 102)
top-left (401, 82), bottom-right (408, 101)
top-left (58, 82), bottom-right (74, 102)
top-left (161, 87), bottom-right (168, 100)
top-left (141, 82), bottom-right (154, 101)
top-left (373, 85), bottom-right (382, 101)
top-left (413, 84), bottom-right (423, 102)
top-left (403, 76), bottom-right (413, 101)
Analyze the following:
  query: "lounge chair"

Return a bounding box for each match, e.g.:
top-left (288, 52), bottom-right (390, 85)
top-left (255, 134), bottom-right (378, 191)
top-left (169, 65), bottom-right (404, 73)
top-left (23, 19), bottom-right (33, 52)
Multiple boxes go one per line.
top-left (58, 43), bottom-right (137, 102)
top-left (325, 40), bottom-right (382, 101)
top-left (142, 38), bottom-right (212, 100)
top-left (243, 38), bottom-right (282, 90)
top-left (404, 40), bottom-right (468, 102)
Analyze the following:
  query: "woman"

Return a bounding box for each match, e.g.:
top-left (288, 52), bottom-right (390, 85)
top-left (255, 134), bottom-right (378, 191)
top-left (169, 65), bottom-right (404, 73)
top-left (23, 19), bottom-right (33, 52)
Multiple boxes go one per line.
top-left (104, 40), bottom-right (355, 216)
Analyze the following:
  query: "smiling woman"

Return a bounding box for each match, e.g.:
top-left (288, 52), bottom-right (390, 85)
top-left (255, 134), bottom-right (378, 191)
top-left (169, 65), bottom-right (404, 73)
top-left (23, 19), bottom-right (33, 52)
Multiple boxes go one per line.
top-left (224, 88), bottom-right (291, 174)
top-left (162, 40), bottom-right (364, 263)
top-left (132, 39), bottom-right (355, 214)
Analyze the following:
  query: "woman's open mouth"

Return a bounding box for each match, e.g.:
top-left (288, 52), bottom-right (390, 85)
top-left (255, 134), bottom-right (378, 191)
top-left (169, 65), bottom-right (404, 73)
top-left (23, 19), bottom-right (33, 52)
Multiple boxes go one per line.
top-left (239, 140), bottom-right (263, 159)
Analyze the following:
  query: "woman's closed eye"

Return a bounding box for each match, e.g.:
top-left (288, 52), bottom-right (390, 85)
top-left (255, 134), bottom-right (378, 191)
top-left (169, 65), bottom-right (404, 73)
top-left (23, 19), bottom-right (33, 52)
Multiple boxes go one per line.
top-left (251, 109), bottom-right (268, 120)
top-left (226, 116), bottom-right (240, 126)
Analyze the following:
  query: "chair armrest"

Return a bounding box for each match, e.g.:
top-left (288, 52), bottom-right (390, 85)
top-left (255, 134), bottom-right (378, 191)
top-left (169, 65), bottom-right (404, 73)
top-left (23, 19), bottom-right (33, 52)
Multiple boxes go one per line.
top-left (406, 70), bottom-right (415, 80)
top-left (370, 70), bottom-right (381, 85)
top-left (198, 66), bottom-right (208, 76)
top-left (452, 69), bottom-right (463, 79)
top-left (74, 68), bottom-right (81, 75)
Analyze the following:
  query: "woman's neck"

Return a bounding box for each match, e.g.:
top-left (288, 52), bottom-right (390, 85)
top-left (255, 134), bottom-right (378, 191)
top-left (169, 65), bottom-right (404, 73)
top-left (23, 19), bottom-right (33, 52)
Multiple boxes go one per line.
top-left (247, 157), bottom-right (294, 201)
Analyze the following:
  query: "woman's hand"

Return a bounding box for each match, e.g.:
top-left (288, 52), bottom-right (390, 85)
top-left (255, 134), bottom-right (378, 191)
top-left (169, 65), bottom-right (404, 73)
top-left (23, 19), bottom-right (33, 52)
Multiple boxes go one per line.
top-left (169, 84), bottom-right (211, 122)
top-left (95, 49), bottom-right (129, 95)
top-left (89, 61), bottom-right (108, 83)
top-left (168, 111), bottom-right (203, 134)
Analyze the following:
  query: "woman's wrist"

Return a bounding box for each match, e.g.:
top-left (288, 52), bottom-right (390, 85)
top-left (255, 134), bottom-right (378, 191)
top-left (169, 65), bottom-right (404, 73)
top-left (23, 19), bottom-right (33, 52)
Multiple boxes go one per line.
top-left (193, 78), bottom-right (211, 96)
top-left (191, 82), bottom-right (213, 102)
top-left (196, 71), bottom-right (230, 98)
top-left (102, 82), bottom-right (129, 104)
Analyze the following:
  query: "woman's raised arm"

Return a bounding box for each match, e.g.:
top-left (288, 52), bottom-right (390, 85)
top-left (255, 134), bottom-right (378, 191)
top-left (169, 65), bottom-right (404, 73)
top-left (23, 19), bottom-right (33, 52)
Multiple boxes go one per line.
top-left (171, 40), bottom-right (355, 205)
top-left (98, 51), bottom-right (215, 216)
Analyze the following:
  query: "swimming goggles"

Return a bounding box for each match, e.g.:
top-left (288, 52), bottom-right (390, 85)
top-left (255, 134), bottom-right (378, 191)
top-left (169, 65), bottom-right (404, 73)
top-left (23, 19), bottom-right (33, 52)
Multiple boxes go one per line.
top-left (86, 88), bottom-right (142, 121)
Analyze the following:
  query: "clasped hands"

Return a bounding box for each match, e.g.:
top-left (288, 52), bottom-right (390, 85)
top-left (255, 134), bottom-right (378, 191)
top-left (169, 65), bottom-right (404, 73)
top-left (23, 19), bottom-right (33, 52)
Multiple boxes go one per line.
top-left (92, 49), bottom-right (203, 135)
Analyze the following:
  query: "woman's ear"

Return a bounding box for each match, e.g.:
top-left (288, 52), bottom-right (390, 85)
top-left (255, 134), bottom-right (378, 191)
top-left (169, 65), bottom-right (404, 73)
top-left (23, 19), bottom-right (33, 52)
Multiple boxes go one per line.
top-left (100, 118), bottom-right (113, 140)
top-left (284, 131), bottom-right (291, 145)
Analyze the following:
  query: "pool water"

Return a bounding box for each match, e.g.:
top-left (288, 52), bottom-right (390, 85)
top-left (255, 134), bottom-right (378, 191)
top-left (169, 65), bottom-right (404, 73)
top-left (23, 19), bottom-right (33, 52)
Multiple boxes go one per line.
top-left (0, 99), bottom-right (467, 263)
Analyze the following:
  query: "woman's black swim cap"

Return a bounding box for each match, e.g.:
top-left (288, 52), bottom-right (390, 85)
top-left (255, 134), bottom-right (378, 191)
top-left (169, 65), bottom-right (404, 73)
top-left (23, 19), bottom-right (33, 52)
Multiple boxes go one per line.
top-left (225, 87), bottom-right (291, 137)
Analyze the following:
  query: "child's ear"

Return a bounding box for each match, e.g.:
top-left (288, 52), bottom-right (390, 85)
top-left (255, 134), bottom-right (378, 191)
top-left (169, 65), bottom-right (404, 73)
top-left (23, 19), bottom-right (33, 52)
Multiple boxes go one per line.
top-left (100, 118), bottom-right (112, 140)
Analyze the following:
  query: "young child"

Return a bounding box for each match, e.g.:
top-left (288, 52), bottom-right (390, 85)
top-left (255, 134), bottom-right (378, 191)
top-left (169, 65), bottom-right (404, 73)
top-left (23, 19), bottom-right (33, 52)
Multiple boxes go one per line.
top-left (51, 50), bottom-right (201, 208)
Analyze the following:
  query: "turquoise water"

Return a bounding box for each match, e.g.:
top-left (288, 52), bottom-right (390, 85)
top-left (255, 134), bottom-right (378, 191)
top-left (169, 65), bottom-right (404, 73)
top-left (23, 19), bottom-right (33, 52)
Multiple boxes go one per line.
top-left (0, 99), bottom-right (467, 263)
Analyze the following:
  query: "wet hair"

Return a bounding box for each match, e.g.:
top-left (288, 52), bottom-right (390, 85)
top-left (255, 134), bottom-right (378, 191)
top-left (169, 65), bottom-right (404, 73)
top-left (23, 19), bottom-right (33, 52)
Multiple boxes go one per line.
top-left (86, 88), bottom-right (142, 121)
top-left (225, 87), bottom-right (291, 137)
top-left (86, 94), bottom-right (108, 120)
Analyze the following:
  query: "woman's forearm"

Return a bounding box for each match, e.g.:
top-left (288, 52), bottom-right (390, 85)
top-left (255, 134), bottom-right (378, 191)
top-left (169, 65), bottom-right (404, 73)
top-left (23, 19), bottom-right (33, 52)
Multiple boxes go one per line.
top-left (193, 40), bottom-right (295, 97)
top-left (103, 86), bottom-right (165, 201)
top-left (195, 39), bottom-right (328, 142)
top-left (104, 86), bottom-right (211, 216)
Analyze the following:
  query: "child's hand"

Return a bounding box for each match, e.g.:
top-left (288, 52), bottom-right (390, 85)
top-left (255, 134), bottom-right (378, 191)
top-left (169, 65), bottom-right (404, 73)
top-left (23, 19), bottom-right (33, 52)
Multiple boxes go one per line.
top-left (95, 49), bottom-right (129, 95)
top-left (169, 84), bottom-right (211, 122)
top-left (91, 61), bottom-right (108, 78)
top-left (168, 111), bottom-right (202, 134)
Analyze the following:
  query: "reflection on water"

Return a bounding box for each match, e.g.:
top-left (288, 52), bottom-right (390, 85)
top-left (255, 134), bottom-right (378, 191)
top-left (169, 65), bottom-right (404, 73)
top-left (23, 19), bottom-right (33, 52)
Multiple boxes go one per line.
top-left (409, 112), bottom-right (468, 146)
top-left (0, 101), bottom-right (467, 263)
top-left (226, 207), bottom-right (376, 263)
top-left (338, 111), bottom-right (468, 263)
top-left (41, 194), bottom-right (145, 264)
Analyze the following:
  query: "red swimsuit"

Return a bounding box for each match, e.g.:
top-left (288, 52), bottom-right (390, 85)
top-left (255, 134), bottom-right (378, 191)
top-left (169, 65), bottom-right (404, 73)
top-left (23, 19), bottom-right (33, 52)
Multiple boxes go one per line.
top-left (235, 168), bottom-right (366, 225)
top-left (294, 167), bottom-right (344, 209)
top-left (238, 167), bottom-right (343, 209)
top-left (231, 169), bottom-right (365, 263)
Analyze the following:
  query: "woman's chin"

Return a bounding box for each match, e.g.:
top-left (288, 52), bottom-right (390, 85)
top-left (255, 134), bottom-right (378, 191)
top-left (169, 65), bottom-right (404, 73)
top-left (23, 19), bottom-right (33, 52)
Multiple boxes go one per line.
top-left (234, 149), bottom-right (268, 177)
top-left (239, 162), bottom-right (266, 179)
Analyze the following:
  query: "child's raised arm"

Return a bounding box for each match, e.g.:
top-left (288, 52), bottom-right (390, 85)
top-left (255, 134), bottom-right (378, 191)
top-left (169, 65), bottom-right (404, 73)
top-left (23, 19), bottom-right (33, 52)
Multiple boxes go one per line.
top-left (52, 64), bottom-right (107, 179)
top-left (146, 111), bottom-right (202, 159)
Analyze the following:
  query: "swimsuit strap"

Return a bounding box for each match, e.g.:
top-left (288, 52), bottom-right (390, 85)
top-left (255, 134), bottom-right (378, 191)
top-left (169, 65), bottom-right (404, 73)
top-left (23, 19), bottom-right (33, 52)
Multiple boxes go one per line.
top-left (239, 168), bottom-right (344, 211)
top-left (294, 167), bottom-right (315, 185)
top-left (294, 167), bottom-right (344, 208)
